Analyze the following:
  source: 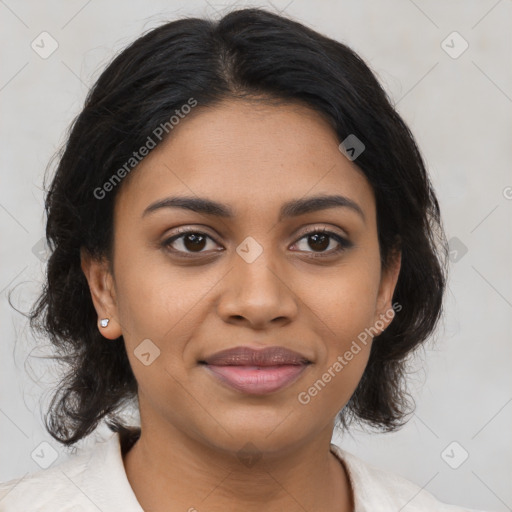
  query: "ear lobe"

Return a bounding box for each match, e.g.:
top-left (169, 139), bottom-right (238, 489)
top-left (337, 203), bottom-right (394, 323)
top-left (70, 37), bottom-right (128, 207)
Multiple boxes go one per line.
top-left (80, 247), bottom-right (122, 339)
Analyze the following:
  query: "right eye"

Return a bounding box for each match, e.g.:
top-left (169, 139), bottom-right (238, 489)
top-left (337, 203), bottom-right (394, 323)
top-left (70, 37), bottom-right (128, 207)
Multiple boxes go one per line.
top-left (163, 228), bottom-right (223, 257)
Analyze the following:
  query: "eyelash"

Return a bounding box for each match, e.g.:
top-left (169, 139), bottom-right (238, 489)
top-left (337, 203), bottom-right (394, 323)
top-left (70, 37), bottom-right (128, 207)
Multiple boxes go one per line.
top-left (162, 226), bottom-right (352, 259)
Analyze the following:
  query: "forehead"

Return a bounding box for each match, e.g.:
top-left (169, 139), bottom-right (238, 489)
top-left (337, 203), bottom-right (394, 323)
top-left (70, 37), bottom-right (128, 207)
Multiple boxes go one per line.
top-left (114, 99), bottom-right (375, 222)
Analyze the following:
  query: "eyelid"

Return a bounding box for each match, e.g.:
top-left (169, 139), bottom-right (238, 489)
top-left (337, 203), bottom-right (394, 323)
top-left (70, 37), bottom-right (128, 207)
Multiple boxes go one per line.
top-left (297, 225), bottom-right (348, 239)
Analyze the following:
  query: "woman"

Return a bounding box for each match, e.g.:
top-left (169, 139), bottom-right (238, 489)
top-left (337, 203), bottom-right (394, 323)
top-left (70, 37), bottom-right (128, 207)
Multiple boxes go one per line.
top-left (0, 7), bottom-right (485, 511)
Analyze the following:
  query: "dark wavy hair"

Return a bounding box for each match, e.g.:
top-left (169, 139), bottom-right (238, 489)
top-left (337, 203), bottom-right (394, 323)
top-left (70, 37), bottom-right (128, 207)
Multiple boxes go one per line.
top-left (20, 7), bottom-right (447, 446)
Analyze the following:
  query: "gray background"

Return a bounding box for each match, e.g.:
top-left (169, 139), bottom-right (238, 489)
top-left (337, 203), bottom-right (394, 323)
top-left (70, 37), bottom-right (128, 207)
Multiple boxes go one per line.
top-left (1, 1), bottom-right (511, 510)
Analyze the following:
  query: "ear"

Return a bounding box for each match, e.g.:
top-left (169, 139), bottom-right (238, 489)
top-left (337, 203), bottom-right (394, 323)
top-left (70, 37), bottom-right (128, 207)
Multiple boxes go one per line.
top-left (80, 247), bottom-right (122, 340)
top-left (373, 247), bottom-right (401, 331)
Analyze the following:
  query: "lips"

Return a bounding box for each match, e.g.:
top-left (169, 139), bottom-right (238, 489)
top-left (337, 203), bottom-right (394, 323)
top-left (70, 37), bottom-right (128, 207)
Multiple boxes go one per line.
top-left (201, 346), bottom-right (310, 366)
top-left (200, 346), bottom-right (311, 395)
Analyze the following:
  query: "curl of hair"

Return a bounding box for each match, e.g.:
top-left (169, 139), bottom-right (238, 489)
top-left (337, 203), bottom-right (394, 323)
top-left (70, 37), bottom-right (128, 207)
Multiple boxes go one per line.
top-left (25, 7), bottom-right (447, 445)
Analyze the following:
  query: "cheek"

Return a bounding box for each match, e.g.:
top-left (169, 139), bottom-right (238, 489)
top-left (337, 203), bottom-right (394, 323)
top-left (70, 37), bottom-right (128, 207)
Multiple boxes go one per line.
top-left (303, 253), bottom-right (382, 342)
top-left (295, 347), bottom-right (370, 422)
top-left (295, 268), bottom-right (379, 416)
top-left (113, 240), bottom-right (207, 343)
top-left (294, 249), bottom-right (381, 408)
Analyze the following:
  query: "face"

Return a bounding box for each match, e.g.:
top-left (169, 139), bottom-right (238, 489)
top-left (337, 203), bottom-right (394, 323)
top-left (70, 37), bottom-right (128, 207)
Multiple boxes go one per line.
top-left (82, 98), bottom-right (400, 454)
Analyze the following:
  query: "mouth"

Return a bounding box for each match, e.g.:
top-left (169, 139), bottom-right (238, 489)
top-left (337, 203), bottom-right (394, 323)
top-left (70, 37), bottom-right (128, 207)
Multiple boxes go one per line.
top-left (199, 346), bottom-right (312, 395)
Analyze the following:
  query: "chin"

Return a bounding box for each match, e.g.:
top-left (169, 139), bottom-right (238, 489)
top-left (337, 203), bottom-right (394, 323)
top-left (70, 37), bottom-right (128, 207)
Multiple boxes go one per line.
top-left (201, 408), bottom-right (312, 455)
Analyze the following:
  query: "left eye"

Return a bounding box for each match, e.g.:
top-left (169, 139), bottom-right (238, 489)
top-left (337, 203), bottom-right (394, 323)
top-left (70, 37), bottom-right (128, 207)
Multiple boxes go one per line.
top-left (292, 229), bottom-right (351, 255)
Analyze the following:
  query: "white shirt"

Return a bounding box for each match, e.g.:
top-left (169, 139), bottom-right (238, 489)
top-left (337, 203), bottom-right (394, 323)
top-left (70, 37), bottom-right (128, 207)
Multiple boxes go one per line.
top-left (0, 432), bottom-right (485, 511)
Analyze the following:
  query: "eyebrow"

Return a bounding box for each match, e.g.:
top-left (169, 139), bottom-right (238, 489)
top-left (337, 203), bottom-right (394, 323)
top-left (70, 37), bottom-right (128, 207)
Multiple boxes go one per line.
top-left (142, 194), bottom-right (365, 223)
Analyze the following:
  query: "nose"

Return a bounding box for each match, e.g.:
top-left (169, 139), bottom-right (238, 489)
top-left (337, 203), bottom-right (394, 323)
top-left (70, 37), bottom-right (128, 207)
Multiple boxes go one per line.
top-left (216, 250), bottom-right (299, 329)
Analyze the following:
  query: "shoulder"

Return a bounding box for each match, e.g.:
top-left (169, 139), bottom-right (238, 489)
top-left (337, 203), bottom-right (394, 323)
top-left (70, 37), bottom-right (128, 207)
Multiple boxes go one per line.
top-left (0, 433), bottom-right (141, 512)
top-left (330, 444), bottom-right (488, 512)
top-left (0, 445), bottom-right (96, 511)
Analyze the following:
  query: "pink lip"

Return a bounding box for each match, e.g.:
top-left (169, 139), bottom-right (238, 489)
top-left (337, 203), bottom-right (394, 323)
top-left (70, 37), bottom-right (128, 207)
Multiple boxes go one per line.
top-left (204, 364), bottom-right (309, 394)
top-left (202, 345), bottom-right (310, 366)
top-left (200, 345), bottom-right (311, 395)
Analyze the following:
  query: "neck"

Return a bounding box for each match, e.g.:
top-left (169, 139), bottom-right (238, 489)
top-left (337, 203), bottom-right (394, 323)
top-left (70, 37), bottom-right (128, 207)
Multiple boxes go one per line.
top-left (122, 420), bottom-right (353, 512)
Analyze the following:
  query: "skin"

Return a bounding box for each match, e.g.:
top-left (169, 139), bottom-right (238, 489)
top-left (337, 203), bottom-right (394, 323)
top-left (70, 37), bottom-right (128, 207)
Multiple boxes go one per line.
top-left (81, 98), bottom-right (401, 512)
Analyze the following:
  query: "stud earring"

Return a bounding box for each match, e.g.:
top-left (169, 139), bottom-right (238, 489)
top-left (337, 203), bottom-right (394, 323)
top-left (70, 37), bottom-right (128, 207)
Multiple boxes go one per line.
top-left (100, 318), bottom-right (110, 328)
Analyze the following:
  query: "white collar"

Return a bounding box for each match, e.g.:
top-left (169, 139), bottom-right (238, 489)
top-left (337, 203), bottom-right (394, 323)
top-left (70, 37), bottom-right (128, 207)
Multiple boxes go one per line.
top-left (1, 431), bottom-right (475, 511)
